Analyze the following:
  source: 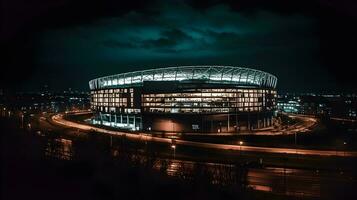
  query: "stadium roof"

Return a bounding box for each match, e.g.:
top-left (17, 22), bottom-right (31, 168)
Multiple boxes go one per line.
top-left (89, 66), bottom-right (277, 90)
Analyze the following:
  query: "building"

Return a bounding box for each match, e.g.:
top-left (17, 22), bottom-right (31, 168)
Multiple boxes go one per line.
top-left (277, 93), bottom-right (301, 113)
top-left (277, 93), bottom-right (357, 119)
top-left (89, 66), bottom-right (277, 133)
top-left (277, 100), bottom-right (300, 113)
top-left (0, 89), bottom-right (90, 114)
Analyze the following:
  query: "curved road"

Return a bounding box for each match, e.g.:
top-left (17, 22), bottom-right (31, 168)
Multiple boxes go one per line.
top-left (51, 114), bottom-right (357, 157)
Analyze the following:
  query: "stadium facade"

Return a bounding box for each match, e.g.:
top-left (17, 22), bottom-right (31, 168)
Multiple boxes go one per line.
top-left (89, 66), bottom-right (277, 133)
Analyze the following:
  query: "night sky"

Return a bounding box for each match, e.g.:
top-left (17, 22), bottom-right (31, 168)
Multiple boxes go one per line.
top-left (2, 0), bottom-right (357, 93)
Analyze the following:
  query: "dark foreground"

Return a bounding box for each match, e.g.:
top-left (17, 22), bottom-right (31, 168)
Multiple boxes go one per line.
top-left (1, 117), bottom-right (357, 200)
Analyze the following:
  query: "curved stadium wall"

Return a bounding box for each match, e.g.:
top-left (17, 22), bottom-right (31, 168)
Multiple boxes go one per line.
top-left (89, 66), bottom-right (277, 133)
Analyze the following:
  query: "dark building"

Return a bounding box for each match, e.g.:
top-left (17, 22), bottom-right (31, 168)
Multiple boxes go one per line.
top-left (89, 66), bottom-right (277, 133)
top-left (0, 89), bottom-right (90, 114)
top-left (277, 93), bottom-right (357, 120)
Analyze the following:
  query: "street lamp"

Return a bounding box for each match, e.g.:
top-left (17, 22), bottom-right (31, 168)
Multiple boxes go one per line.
top-left (110, 135), bottom-right (113, 147)
top-left (21, 114), bottom-right (24, 128)
top-left (27, 123), bottom-right (31, 131)
top-left (295, 132), bottom-right (297, 154)
top-left (239, 141), bottom-right (243, 157)
top-left (144, 135), bottom-right (148, 153)
top-left (171, 144), bottom-right (176, 159)
top-left (343, 142), bottom-right (347, 156)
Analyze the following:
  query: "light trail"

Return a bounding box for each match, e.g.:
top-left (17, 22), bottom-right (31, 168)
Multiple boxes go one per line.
top-left (51, 114), bottom-right (357, 157)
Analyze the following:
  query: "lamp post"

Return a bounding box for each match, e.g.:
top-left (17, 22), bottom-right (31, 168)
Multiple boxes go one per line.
top-left (20, 113), bottom-right (24, 128)
top-left (171, 144), bottom-right (176, 159)
top-left (343, 142), bottom-right (347, 156)
top-left (27, 123), bottom-right (31, 132)
top-left (110, 135), bottom-right (113, 148)
top-left (144, 135), bottom-right (148, 153)
top-left (295, 132), bottom-right (297, 154)
top-left (239, 141), bottom-right (243, 157)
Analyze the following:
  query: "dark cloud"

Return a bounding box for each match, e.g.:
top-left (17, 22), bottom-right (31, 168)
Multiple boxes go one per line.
top-left (29, 2), bottom-right (324, 92)
top-left (139, 29), bottom-right (194, 52)
top-left (71, 4), bottom-right (317, 56)
top-left (2, 0), bottom-right (356, 92)
top-left (101, 39), bottom-right (137, 48)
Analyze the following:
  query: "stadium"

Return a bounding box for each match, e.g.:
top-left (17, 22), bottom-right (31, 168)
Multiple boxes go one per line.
top-left (89, 66), bottom-right (277, 133)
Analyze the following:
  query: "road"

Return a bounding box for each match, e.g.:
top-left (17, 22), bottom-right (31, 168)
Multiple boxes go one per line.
top-left (4, 111), bottom-right (356, 198)
top-left (35, 117), bottom-right (356, 198)
top-left (152, 113), bottom-right (318, 136)
top-left (151, 159), bottom-right (355, 198)
top-left (249, 113), bottom-right (317, 135)
top-left (51, 113), bottom-right (357, 157)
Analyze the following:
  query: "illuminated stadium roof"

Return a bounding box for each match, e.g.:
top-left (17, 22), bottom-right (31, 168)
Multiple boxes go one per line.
top-left (89, 66), bottom-right (277, 90)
